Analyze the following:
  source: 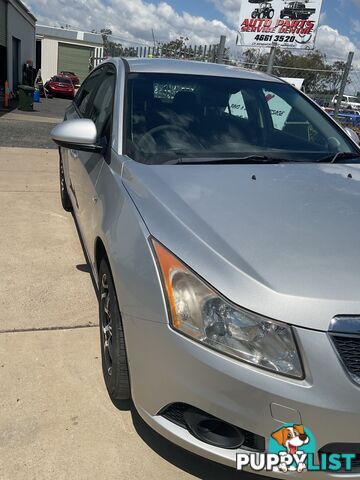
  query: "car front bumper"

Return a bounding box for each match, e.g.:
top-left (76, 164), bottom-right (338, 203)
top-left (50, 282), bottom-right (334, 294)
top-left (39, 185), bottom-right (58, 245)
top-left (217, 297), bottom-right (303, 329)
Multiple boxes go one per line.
top-left (123, 314), bottom-right (360, 478)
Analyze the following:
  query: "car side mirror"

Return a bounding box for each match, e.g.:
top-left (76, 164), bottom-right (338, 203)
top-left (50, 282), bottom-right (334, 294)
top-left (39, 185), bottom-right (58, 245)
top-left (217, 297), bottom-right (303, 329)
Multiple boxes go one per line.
top-left (344, 127), bottom-right (360, 145)
top-left (51, 119), bottom-right (103, 153)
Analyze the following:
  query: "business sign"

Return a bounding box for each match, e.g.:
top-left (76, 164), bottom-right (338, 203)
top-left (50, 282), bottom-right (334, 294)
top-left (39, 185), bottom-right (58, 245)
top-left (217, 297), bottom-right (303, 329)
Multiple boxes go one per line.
top-left (236, 0), bottom-right (323, 49)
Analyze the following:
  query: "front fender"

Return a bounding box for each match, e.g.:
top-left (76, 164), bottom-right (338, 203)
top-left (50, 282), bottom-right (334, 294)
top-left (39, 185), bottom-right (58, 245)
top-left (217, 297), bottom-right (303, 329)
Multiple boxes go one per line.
top-left (93, 154), bottom-right (169, 326)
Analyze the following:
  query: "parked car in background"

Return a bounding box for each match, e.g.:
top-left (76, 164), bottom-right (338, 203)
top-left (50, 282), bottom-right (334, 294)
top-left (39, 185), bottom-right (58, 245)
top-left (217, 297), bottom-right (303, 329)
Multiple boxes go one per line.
top-left (340, 108), bottom-right (360, 116)
top-left (332, 94), bottom-right (360, 111)
top-left (45, 76), bottom-right (75, 99)
top-left (59, 70), bottom-right (80, 87)
top-left (52, 59), bottom-right (360, 478)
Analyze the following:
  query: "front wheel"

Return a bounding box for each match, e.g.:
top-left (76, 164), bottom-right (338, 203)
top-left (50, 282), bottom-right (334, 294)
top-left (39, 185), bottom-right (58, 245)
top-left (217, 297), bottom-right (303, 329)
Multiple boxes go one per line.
top-left (99, 259), bottom-right (131, 401)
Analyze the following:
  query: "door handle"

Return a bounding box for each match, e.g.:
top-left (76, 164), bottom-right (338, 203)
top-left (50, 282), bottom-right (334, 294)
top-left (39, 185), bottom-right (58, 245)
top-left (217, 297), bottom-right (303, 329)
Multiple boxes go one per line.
top-left (70, 149), bottom-right (79, 159)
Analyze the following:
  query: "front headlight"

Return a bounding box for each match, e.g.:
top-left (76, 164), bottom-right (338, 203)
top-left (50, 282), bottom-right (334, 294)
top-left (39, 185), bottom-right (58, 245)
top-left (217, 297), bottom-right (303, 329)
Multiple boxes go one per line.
top-left (153, 239), bottom-right (303, 379)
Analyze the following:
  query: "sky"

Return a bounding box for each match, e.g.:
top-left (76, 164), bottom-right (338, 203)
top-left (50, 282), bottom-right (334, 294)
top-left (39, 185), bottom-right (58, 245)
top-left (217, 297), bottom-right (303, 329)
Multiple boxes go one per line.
top-left (25, 0), bottom-right (360, 65)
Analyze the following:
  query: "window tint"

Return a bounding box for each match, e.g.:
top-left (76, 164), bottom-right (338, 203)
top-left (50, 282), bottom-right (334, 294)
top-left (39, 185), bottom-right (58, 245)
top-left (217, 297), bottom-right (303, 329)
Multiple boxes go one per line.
top-left (53, 76), bottom-right (71, 83)
top-left (126, 73), bottom-right (357, 165)
top-left (74, 68), bottom-right (103, 117)
top-left (89, 68), bottom-right (116, 142)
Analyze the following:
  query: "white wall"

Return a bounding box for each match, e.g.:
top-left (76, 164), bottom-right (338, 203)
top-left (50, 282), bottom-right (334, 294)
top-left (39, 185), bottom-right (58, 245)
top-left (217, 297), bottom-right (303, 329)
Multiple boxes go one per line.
top-left (40, 37), bottom-right (58, 84)
top-left (7, 0), bottom-right (36, 91)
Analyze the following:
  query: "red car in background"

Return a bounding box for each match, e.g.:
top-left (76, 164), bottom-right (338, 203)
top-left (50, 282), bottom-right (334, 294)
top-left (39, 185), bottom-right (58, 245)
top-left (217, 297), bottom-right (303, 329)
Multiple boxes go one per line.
top-left (45, 76), bottom-right (75, 99)
top-left (59, 71), bottom-right (80, 87)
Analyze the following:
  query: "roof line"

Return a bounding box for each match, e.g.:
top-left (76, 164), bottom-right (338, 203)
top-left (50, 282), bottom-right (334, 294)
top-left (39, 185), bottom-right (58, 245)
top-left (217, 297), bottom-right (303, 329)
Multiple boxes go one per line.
top-left (36, 24), bottom-right (102, 37)
top-left (9, 0), bottom-right (37, 22)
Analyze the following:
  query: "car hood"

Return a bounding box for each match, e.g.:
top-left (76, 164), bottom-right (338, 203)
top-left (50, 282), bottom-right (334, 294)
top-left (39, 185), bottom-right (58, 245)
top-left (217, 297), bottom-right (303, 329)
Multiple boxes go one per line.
top-left (122, 161), bottom-right (360, 331)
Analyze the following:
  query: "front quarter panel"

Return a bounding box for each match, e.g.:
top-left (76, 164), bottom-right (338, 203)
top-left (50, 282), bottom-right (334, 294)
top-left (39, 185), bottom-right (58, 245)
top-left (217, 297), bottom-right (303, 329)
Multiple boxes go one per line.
top-left (94, 153), bottom-right (168, 325)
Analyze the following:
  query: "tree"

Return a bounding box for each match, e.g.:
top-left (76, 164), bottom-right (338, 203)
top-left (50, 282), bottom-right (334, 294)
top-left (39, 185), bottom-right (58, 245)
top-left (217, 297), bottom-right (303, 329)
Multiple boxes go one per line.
top-left (159, 36), bottom-right (190, 58)
top-left (241, 48), bottom-right (348, 94)
top-left (100, 28), bottom-right (112, 57)
top-left (324, 61), bottom-right (347, 95)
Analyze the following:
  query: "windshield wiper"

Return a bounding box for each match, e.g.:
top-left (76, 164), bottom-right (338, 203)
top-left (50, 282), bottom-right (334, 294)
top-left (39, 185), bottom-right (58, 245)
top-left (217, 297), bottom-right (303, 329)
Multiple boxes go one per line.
top-left (317, 152), bottom-right (360, 164)
top-left (165, 155), bottom-right (293, 165)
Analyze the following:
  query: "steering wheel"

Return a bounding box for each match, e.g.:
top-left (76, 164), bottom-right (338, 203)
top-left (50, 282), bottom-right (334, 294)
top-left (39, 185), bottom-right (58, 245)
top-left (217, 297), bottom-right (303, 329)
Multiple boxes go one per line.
top-left (138, 124), bottom-right (202, 153)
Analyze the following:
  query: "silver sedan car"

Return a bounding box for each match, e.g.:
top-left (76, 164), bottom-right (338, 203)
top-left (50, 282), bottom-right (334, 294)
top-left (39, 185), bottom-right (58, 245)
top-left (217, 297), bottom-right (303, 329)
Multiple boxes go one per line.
top-left (52, 58), bottom-right (360, 478)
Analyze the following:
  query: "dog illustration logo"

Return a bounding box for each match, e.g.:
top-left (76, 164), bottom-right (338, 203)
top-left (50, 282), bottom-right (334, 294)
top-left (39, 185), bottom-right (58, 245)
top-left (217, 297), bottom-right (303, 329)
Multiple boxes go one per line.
top-left (272, 424), bottom-right (309, 455)
top-left (269, 423), bottom-right (316, 473)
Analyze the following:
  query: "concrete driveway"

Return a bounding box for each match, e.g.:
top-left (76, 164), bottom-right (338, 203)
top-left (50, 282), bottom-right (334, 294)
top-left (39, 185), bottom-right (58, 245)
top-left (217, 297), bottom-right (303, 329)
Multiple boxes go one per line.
top-left (0, 147), bottom-right (261, 480)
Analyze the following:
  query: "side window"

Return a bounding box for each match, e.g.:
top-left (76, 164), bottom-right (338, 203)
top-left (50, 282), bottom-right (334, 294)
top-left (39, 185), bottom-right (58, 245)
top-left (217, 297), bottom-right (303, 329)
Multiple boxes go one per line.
top-left (227, 91), bottom-right (249, 119)
top-left (88, 67), bottom-right (116, 143)
top-left (74, 68), bottom-right (104, 117)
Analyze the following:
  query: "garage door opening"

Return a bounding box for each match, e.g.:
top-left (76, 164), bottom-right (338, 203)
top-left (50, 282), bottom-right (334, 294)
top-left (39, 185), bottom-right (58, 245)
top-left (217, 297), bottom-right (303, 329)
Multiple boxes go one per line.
top-left (58, 43), bottom-right (94, 85)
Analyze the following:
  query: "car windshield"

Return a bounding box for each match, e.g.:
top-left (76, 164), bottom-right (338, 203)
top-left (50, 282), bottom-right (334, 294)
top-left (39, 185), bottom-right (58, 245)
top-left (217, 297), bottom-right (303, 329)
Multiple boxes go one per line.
top-left (125, 73), bottom-right (359, 165)
top-left (54, 76), bottom-right (71, 83)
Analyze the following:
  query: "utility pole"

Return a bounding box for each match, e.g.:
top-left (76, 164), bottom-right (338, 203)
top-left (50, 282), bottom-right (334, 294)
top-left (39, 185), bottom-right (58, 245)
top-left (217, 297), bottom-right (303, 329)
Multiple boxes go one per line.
top-left (334, 51), bottom-right (354, 119)
top-left (267, 45), bottom-right (276, 74)
top-left (216, 35), bottom-right (227, 64)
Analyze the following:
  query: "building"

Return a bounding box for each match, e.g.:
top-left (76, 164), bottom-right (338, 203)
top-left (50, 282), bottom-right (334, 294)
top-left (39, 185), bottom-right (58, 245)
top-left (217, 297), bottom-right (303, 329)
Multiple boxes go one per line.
top-left (0, 0), bottom-right (36, 92)
top-left (36, 25), bottom-right (104, 85)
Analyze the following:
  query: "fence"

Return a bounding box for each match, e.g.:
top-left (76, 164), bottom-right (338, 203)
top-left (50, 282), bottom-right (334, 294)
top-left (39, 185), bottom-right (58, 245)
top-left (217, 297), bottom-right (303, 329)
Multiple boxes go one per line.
top-left (90, 38), bottom-right (227, 69)
top-left (89, 40), bottom-right (360, 134)
top-left (234, 57), bottom-right (360, 132)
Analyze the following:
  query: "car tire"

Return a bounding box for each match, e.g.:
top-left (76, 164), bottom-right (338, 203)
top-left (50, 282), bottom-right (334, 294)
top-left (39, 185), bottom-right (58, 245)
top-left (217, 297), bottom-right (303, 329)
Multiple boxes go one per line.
top-left (98, 258), bottom-right (131, 401)
top-left (268, 9), bottom-right (274, 18)
top-left (59, 155), bottom-right (73, 212)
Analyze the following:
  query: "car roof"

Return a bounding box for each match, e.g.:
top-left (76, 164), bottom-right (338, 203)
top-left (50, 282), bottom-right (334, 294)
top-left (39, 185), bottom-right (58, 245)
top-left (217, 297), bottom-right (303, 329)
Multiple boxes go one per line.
top-left (108, 58), bottom-right (284, 83)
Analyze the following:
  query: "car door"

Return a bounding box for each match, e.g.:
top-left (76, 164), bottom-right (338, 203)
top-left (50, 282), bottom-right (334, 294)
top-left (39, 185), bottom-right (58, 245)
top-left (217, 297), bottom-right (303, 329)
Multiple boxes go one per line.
top-left (75, 64), bottom-right (116, 254)
top-left (64, 67), bottom-right (104, 215)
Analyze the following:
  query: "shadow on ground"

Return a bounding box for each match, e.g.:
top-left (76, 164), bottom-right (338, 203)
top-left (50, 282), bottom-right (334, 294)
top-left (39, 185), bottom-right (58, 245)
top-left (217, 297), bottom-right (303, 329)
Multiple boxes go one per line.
top-left (0, 98), bottom-right (19, 117)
